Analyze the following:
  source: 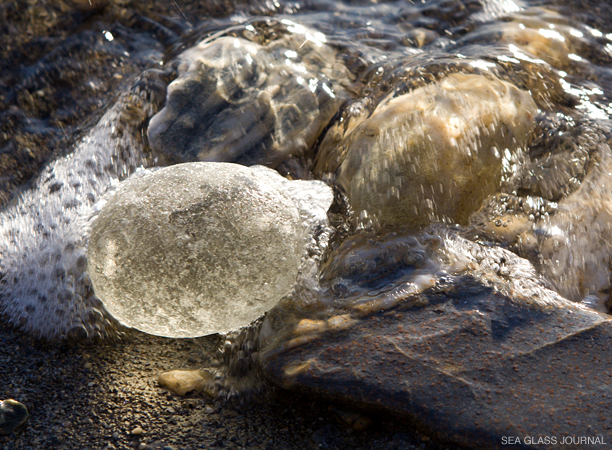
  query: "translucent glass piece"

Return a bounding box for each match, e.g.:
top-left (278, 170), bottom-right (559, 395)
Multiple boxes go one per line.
top-left (87, 162), bottom-right (308, 338)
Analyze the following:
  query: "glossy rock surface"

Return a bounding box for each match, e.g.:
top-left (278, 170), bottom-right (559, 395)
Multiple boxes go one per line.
top-left (0, 399), bottom-right (28, 435)
top-left (334, 73), bottom-right (537, 229)
top-left (260, 228), bottom-right (612, 449)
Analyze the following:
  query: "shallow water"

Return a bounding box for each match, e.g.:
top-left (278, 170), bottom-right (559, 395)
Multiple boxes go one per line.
top-left (2, 0), bottom-right (612, 338)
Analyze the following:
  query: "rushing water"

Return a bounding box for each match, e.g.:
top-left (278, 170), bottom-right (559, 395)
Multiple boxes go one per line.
top-left (2, 0), bottom-right (612, 343)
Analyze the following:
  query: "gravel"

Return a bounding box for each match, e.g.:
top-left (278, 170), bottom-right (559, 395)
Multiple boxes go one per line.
top-left (0, 320), bottom-right (465, 450)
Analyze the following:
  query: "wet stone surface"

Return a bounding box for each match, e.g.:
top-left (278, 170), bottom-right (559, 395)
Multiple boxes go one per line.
top-left (331, 73), bottom-right (537, 229)
top-left (255, 227), bottom-right (612, 448)
top-left (261, 229), bottom-right (612, 448)
top-left (0, 400), bottom-right (28, 436)
top-left (263, 288), bottom-right (612, 449)
top-left (148, 32), bottom-right (349, 168)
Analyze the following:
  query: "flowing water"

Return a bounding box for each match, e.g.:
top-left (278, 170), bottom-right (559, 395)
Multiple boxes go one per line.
top-left (2, 0), bottom-right (612, 369)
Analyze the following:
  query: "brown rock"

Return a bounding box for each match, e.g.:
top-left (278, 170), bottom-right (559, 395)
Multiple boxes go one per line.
top-left (158, 369), bottom-right (212, 396)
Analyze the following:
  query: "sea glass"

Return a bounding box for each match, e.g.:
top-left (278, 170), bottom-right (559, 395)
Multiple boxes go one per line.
top-left (88, 162), bottom-right (312, 338)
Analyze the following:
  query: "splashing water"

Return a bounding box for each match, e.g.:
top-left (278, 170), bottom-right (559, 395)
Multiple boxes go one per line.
top-left (2, 0), bottom-right (612, 344)
top-left (333, 72), bottom-right (537, 229)
top-left (0, 70), bottom-right (166, 338)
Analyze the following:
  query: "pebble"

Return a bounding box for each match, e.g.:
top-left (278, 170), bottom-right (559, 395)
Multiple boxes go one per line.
top-left (138, 443), bottom-right (147, 450)
top-left (0, 399), bottom-right (29, 435)
top-left (328, 406), bottom-right (372, 431)
top-left (204, 406), bottom-right (215, 414)
top-left (131, 426), bottom-right (144, 435)
top-left (334, 73), bottom-right (536, 229)
top-left (158, 369), bottom-right (212, 396)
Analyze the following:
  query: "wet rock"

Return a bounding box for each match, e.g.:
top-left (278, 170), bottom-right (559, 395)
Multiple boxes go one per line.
top-left (328, 73), bottom-right (537, 229)
top-left (260, 227), bottom-right (612, 449)
top-left (88, 162), bottom-right (332, 338)
top-left (501, 8), bottom-right (590, 69)
top-left (148, 30), bottom-right (348, 167)
top-left (0, 399), bottom-right (28, 435)
top-left (529, 151), bottom-right (612, 308)
top-left (472, 120), bottom-right (612, 310)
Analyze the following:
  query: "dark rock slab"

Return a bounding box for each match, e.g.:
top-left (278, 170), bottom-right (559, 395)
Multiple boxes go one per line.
top-left (261, 230), bottom-right (612, 449)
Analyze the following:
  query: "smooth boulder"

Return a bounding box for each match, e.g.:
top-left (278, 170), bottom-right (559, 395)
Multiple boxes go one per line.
top-left (148, 31), bottom-right (348, 167)
top-left (332, 73), bottom-right (536, 229)
top-left (258, 228), bottom-right (612, 450)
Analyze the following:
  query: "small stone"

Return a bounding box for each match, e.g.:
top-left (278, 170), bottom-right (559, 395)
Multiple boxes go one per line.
top-left (138, 443), bottom-right (147, 450)
top-left (0, 399), bottom-right (29, 435)
top-left (131, 426), bottom-right (143, 435)
top-left (112, 431), bottom-right (119, 439)
top-left (84, 362), bottom-right (93, 369)
top-left (204, 406), bottom-right (215, 414)
top-left (166, 407), bottom-right (176, 414)
top-left (158, 370), bottom-right (212, 397)
top-left (329, 406), bottom-right (372, 431)
top-left (333, 73), bottom-right (537, 229)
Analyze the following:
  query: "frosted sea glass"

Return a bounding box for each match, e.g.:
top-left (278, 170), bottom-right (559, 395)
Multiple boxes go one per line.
top-left (87, 163), bottom-right (305, 338)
